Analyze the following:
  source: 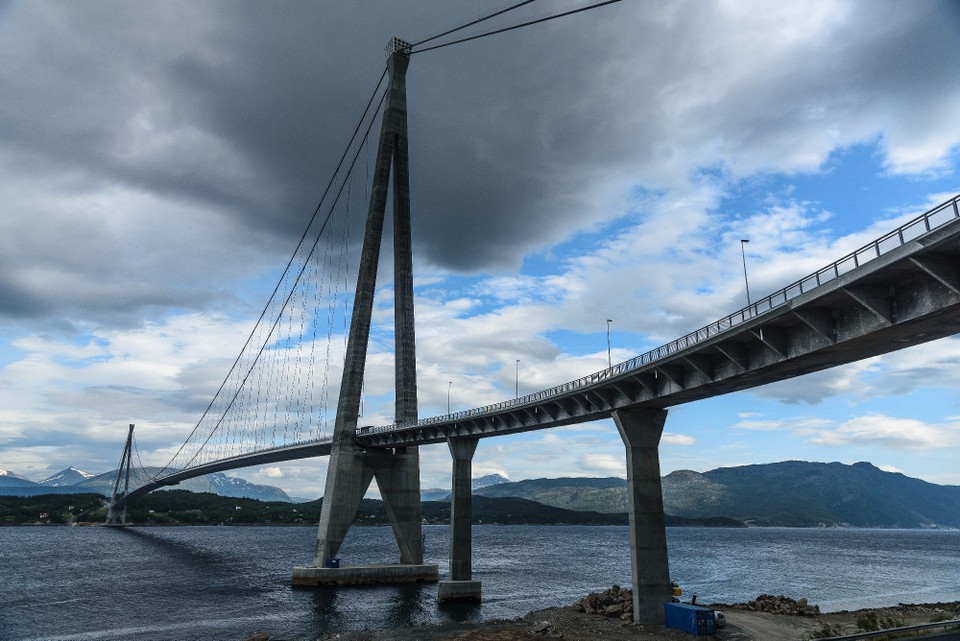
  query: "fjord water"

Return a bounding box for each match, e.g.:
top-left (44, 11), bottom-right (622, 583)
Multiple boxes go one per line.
top-left (3, 525), bottom-right (959, 641)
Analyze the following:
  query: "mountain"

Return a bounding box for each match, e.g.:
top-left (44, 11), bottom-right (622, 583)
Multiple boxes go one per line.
top-left (39, 467), bottom-right (97, 486)
top-left (475, 477), bottom-right (628, 513)
top-left (0, 466), bottom-right (291, 502)
top-left (474, 462), bottom-right (960, 528)
top-left (0, 470), bottom-right (41, 489)
top-left (420, 473), bottom-right (512, 501)
top-left (473, 473), bottom-right (509, 490)
top-left (71, 468), bottom-right (292, 502)
top-left (420, 487), bottom-right (450, 501)
top-left (666, 461), bottom-right (960, 528)
top-left (0, 491), bottom-right (741, 526)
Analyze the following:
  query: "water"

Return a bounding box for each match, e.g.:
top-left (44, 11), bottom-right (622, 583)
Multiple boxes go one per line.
top-left (2, 525), bottom-right (958, 641)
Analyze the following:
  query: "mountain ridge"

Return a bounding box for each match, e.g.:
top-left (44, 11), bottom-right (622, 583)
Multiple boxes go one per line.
top-left (0, 466), bottom-right (291, 502)
top-left (474, 461), bottom-right (960, 528)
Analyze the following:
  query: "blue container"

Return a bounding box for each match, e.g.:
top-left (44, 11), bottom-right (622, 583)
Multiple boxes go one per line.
top-left (326, 557), bottom-right (340, 569)
top-left (664, 602), bottom-right (716, 635)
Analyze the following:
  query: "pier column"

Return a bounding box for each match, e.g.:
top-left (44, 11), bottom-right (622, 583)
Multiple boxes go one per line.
top-left (438, 436), bottom-right (481, 602)
top-left (612, 408), bottom-right (672, 625)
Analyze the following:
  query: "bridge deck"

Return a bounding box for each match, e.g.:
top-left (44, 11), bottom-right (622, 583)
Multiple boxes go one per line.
top-left (118, 195), bottom-right (960, 503)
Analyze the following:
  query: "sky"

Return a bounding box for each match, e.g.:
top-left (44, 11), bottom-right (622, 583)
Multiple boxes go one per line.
top-left (1, 0), bottom-right (960, 499)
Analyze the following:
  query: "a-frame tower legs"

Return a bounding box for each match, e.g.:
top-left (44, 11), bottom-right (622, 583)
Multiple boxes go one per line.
top-left (293, 39), bottom-right (436, 586)
top-left (105, 423), bottom-right (135, 526)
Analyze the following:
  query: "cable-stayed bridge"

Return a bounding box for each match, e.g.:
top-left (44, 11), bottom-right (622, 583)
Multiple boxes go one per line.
top-left (102, 22), bottom-right (960, 625)
top-left (112, 193), bottom-right (960, 504)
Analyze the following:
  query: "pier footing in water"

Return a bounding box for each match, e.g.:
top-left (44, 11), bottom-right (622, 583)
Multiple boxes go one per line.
top-left (291, 563), bottom-right (438, 586)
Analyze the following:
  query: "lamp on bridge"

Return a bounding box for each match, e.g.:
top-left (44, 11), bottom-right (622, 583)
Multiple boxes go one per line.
top-left (606, 318), bottom-right (613, 368)
top-left (448, 381), bottom-right (452, 415)
top-left (515, 359), bottom-right (520, 398)
top-left (740, 239), bottom-right (752, 307)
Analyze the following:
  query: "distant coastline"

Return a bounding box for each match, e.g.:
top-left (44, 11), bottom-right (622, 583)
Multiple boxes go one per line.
top-left (0, 491), bottom-right (746, 527)
top-left (5, 460), bottom-right (960, 529)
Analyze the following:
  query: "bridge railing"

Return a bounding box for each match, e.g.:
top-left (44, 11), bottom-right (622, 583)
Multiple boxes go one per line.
top-left (359, 194), bottom-right (960, 437)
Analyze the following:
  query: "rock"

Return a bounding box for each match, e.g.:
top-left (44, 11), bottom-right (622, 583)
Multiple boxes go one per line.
top-left (243, 634), bottom-right (270, 641)
top-left (532, 620), bottom-right (553, 634)
top-left (731, 594), bottom-right (819, 617)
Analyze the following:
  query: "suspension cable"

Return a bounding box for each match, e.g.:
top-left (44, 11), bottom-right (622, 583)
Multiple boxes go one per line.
top-left (411, 0), bottom-right (623, 54)
top-left (155, 68), bottom-right (389, 478)
top-left (178, 84), bottom-right (389, 471)
top-left (411, 0), bottom-right (537, 47)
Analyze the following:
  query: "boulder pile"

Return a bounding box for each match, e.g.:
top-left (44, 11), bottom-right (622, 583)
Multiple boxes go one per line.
top-left (570, 585), bottom-right (634, 621)
top-left (730, 594), bottom-right (820, 616)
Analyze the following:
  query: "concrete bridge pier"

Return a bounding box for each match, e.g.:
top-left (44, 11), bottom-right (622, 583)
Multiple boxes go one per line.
top-left (612, 407), bottom-right (672, 625)
top-left (438, 436), bottom-right (481, 602)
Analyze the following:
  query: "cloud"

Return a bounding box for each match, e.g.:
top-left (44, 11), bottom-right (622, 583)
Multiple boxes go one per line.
top-left (2, 1), bottom-right (960, 494)
top-left (809, 414), bottom-right (960, 450)
top-left (662, 433), bottom-right (697, 446)
top-left (1, 1), bottom-right (959, 323)
top-left (735, 416), bottom-right (834, 432)
top-left (257, 466), bottom-right (283, 479)
top-left (577, 453), bottom-right (625, 476)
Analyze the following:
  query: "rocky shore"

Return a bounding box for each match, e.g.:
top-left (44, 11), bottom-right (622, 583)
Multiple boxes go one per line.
top-left (242, 593), bottom-right (960, 641)
top-left (726, 593), bottom-right (820, 616)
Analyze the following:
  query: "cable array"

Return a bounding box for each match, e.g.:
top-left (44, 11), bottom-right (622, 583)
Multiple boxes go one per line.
top-left (123, 0), bottom-right (626, 489)
top-left (148, 74), bottom-right (388, 480)
top-left (409, 0), bottom-right (624, 54)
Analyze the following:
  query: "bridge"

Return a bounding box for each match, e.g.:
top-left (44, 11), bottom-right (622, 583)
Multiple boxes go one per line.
top-left (104, 34), bottom-right (960, 625)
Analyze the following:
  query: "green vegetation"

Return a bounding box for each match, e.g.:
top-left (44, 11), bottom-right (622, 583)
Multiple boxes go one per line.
top-left (0, 492), bottom-right (744, 526)
top-left (856, 611), bottom-right (905, 632)
top-left (478, 462), bottom-right (960, 527)
top-left (0, 493), bottom-right (106, 524)
top-left (805, 622), bottom-right (844, 639)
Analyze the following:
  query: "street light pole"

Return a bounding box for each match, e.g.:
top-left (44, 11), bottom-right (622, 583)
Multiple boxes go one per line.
top-left (447, 381), bottom-right (452, 415)
top-left (606, 319), bottom-right (613, 368)
top-left (740, 239), bottom-right (752, 307)
top-left (515, 359), bottom-right (520, 398)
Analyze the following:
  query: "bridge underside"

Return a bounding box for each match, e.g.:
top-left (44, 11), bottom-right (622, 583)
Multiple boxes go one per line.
top-left (360, 218), bottom-right (960, 448)
top-left (108, 198), bottom-right (959, 624)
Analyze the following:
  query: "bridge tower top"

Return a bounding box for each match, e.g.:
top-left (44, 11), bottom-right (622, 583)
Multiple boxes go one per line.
top-left (385, 37), bottom-right (412, 59)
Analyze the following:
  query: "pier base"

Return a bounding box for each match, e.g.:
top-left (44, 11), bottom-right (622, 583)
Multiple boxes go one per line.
top-left (292, 563), bottom-right (439, 587)
top-left (437, 580), bottom-right (482, 602)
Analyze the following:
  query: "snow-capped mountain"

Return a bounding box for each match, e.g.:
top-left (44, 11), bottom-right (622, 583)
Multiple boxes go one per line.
top-left (0, 469), bottom-right (39, 488)
top-left (420, 473), bottom-right (511, 501)
top-left (0, 464), bottom-right (291, 501)
top-left (39, 467), bottom-right (97, 486)
top-left (70, 468), bottom-right (292, 502)
top-left (473, 473), bottom-right (509, 490)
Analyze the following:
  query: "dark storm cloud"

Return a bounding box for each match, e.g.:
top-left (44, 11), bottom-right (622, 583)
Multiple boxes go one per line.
top-left (1, 1), bottom-right (959, 324)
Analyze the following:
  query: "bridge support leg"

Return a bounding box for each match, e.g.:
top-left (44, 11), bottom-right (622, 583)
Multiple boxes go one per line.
top-left (613, 408), bottom-right (672, 625)
top-left (292, 41), bottom-right (438, 587)
top-left (372, 446), bottom-right (425, 565)
top-left (311, 447), bottom-right (375, 567)
top-left (105, 504), bottom-right (126, 526)
top-left (438, 436), bottom-right (481, 602)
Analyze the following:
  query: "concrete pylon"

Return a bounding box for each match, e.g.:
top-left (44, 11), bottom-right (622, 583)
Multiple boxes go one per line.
top-left (105, 423), bottom-right (135, 526)
top-left (612, 408), bottom-right (672, 625)
top-left (438, 437), bottom-right (481, 602)
top-left (293, 38), bottom-right (436, 586)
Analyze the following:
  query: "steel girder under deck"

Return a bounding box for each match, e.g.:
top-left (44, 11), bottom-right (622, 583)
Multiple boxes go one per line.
top-left (359, 216), bottom-right (960, 448)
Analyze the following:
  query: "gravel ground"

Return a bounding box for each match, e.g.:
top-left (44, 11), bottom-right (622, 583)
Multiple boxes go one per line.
top-left (246, 600), bottom-right (960, 641)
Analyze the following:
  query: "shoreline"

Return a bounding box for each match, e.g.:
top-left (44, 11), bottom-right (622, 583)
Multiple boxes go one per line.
top-left (3, 521), bottom-right (958, 530)
top-left (287, 598), bottom-right (960, 641)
